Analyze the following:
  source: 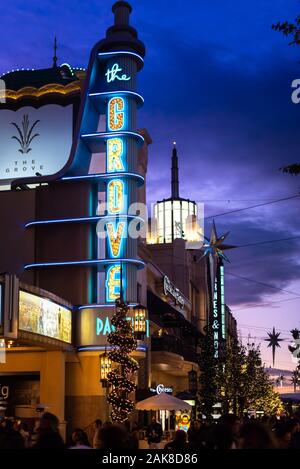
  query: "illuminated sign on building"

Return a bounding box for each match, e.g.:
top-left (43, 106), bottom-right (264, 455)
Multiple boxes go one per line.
top-left (100, 49), bottom-right (144, 305)
top-left (163, 276), bottom-right (185, 309)
top-left (96, 316), bottom-right (149, 338)
top-left (76, 307), bottom-right (149, 348)
top-left (19, 291), bottom-right (72, 343)
top-left (107, 138), bottom-right (125, 172)
top-left (212, 262), bottom-right (226, 359)
top-left (105, 64), bottom-right (131, 83)
top-left (0, 104), bottom-right (73, 184)
top-left (149, 383), bottom-right (173, 394)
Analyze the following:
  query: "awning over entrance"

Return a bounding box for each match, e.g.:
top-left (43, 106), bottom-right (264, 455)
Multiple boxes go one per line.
top-left (136, 392), bottom-right (192, 411)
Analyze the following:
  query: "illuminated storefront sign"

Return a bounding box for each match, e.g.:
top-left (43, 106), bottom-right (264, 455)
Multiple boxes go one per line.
top-left (96, 315), bottom-right (149, 338)
top-left (149, 383), bottom-right (173, 394)
top-left (77, 307), bottom-right (148, 348)
top-left (105, 64), bottom-right (131, 83)
top-left (163, 276), bottom-right (185, 309)
top-left (19, 290), bottom-right (72, 343)
top-left (212, 262), bottom-right (226, 359)
top-left (213, 278), bottom-right (219, 358)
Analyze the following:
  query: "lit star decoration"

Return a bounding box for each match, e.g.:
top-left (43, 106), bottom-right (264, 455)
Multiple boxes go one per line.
top-left (265, 327), bottom-right (283, 367)
top-left (200, 220), bottom-right (235, 263)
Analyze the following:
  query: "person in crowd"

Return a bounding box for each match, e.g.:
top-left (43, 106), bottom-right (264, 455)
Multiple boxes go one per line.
top-left (69, 428), bottom-right (91, 449)
top-left (33, 412), bottom-right (65, 449)
top-left (219, 414), bottom-right (241, 447)
top-left (187, 419), bottom-right (205, 449)
top-left (19, 422), bottom-right (31, 448)
top-left (92, 419), bottom-right (103, 449)
top-left (97, 423), bottom-right (129, 450)
top-left (164, 430), bottom-right (189, 452)
top-left (274, 421), bottom-right (292, 449)
top-left (146, 416), bottom-right (163, 449)
top-left (213, 423), bottom-right (235, 449)
top-left (128, 422), bottom-right (140, 450)
top-left (0, 419), bottom-right (25, 449)
top-left (239, 421), bottom-right (276, 449)
top-left (289, 418), bottom-right (300, 448)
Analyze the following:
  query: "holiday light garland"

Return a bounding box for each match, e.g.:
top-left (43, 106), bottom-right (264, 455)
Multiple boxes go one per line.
top-left (107, 298), bottom-right (139, 422)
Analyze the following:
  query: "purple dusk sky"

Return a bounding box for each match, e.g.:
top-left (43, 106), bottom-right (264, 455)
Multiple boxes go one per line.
top-left (1, 0), bottom-right (300, 370)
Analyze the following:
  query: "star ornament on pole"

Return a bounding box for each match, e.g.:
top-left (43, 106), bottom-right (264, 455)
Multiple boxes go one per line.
top-left (265, 327), bottom-right (283, 367)
top-left (200, 220), bottom-right (235, 263)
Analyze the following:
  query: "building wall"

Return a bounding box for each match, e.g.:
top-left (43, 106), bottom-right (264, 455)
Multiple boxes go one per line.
top-left (65, 350), bottom-right (147, 432)
top-left (0, 350), bottom-right (66, 424)
top-left (147, 239), bottom-right (209, 331)
top-left (0, 189), bottom-right (35, 285)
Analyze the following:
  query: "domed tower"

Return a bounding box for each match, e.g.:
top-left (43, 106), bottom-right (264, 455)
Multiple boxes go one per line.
top-left (149, 143), bottom-right (199, 244)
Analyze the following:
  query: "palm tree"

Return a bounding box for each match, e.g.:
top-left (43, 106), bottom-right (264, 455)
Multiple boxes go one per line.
top-left (291, 369), bottom-right (299, 392)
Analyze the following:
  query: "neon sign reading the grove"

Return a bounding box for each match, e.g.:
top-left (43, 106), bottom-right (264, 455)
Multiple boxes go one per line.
top-left (101, 50), bottom-right (144, 305)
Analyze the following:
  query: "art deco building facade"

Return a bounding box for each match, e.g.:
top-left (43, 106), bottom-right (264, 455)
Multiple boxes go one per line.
top-left (0, 1), bottom-right (236, 436)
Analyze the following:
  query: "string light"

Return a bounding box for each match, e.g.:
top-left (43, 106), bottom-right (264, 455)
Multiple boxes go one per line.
top-left (107, 298), bottom-right (139, 422)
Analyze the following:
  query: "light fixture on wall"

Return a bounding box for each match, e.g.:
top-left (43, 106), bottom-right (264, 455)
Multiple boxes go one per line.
top-left (99, 352), bottom-right (112, 388)
top-left (133, 304), bottom-right (147, 340)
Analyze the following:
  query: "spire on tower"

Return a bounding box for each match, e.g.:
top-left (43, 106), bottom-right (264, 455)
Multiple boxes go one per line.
top-left (53, 36), bottom-right (58, 68)
top-left (171, 141), bottom-right (179, 199)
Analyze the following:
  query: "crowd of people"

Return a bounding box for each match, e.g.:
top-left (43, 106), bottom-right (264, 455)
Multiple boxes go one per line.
top-left (1, 412), bottom-right (300, 450)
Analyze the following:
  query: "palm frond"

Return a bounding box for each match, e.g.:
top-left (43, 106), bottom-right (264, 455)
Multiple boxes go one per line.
top-left (26, 119), bottom-right (40, 143)
top-left (28, 133), bottom-right (39, 146)
top-left (11, 122), bottom-right (25, 146)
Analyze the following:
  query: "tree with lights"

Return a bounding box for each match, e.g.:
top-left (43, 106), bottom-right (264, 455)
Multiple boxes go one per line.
top-left (216, 338), bottom-right (247, 415)
top-left (106, 297), bottom-right (139, 422)
top-left (197, 326), bottom-right (218, 420)
top-left (217, 342), bottom-right (283, 417)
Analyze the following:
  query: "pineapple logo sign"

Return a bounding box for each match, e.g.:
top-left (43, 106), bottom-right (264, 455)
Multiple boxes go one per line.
top-left (11, 114), bottom-right (40, 154)
top-left (0, 104), bottom-right (73, 182)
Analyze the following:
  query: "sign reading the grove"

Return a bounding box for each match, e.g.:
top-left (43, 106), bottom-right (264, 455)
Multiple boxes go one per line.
top-left (0, 104), bottom-right (73, 184)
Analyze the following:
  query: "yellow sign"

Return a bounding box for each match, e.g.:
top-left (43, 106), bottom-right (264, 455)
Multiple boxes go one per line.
top-left (19, 291), bottom-right (72, 343)
top-left (107, 138), bottom-right (124, 172)
top-left (108, 97), bottom-right (125, 131)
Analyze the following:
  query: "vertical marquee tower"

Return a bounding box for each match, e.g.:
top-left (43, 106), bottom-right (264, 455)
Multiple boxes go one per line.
top-left (78, 0), bottom-right (146, 305)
